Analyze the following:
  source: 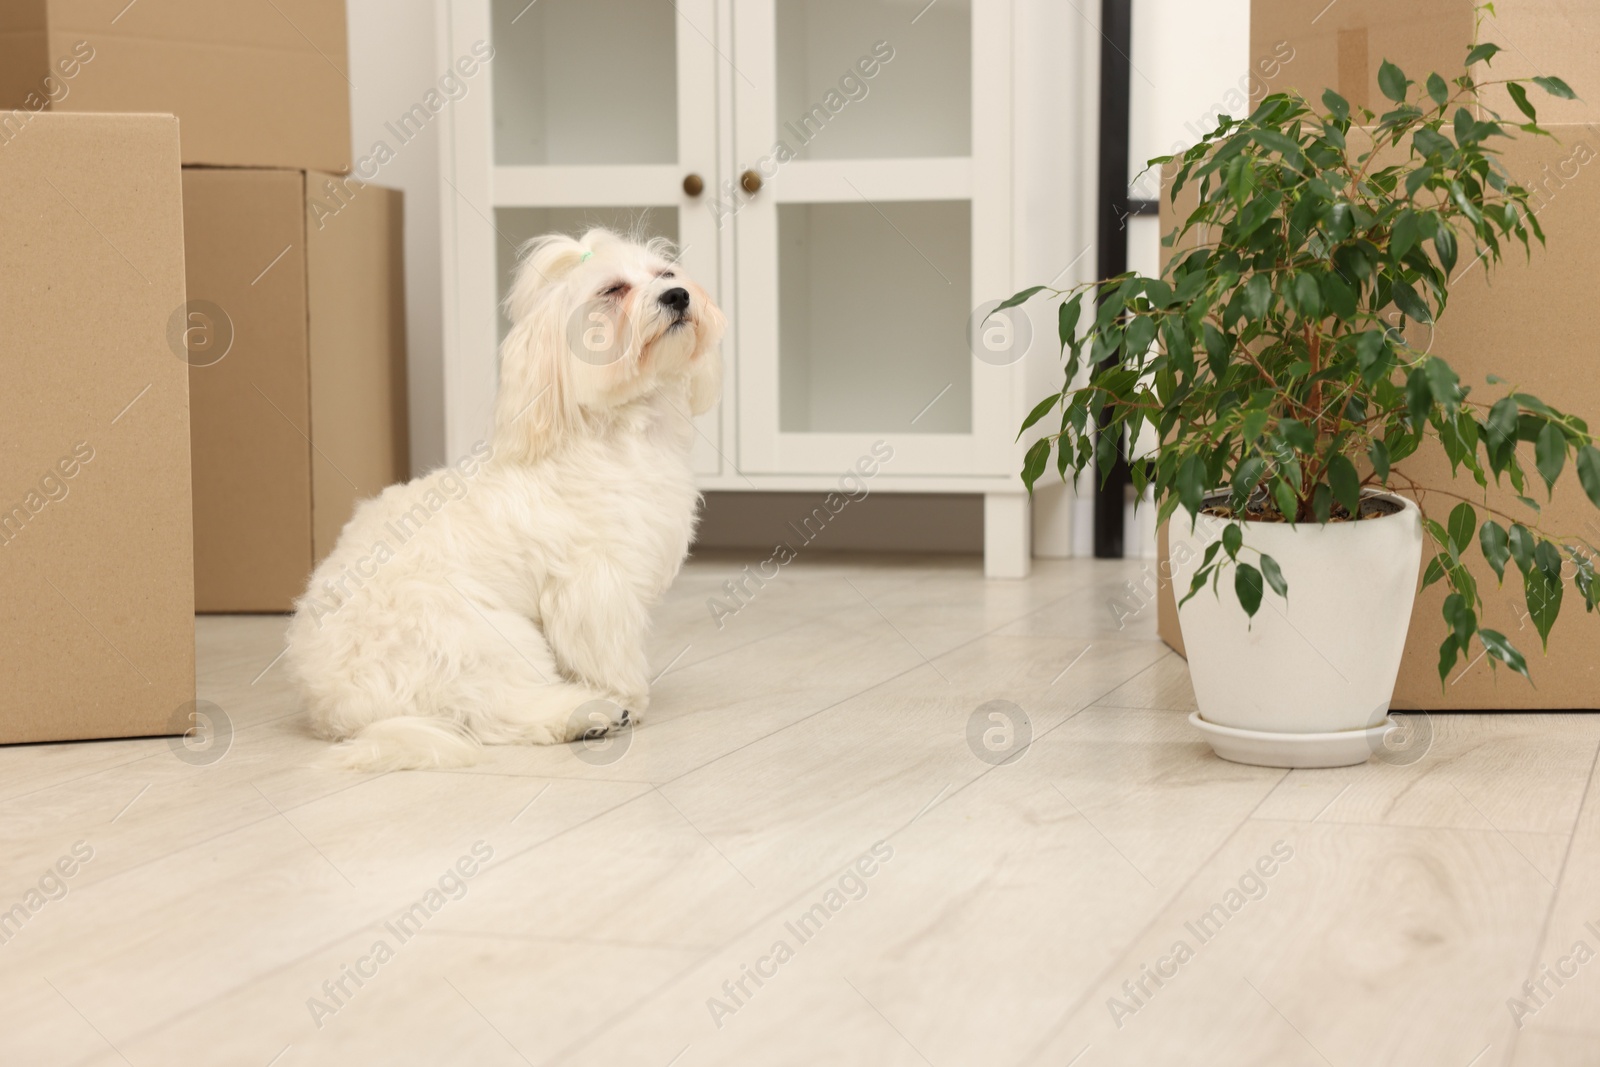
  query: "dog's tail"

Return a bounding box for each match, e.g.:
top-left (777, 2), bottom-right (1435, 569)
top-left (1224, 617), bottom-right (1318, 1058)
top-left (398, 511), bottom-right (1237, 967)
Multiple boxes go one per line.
top-left (324, 717), bottom-right (482, 772)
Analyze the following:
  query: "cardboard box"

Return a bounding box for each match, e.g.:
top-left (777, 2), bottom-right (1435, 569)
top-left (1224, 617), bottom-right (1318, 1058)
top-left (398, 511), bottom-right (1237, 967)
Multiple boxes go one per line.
top-left (185, 168), bottom-right (408, 613)
top-left (1391, 126), bottom-right (1600, 709)
top-left (1154, 127), bottom-right (1600, 708)
top-left (0, 0), bottom-right (351, 172)
top-left (1252, 0), bottom-right (1473, 114)
top-left (1252, 0), bottom-right (1599, 125)
top-left (0, 112), bottom-right (195, 744)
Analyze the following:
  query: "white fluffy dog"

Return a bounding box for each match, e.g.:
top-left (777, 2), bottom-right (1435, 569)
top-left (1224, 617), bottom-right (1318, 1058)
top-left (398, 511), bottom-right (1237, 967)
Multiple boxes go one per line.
top-left (284, 229), bottom-right (723, 770)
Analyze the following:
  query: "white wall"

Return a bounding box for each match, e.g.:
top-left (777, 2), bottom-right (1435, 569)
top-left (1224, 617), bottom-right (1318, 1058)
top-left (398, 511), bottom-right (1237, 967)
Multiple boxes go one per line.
top-left (346, 0), bottom-right (447, 475)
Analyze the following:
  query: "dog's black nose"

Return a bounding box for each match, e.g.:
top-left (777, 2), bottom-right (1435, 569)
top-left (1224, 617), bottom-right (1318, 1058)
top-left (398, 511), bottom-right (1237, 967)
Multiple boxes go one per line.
top-left (661, 287), bottom-right (690, 313)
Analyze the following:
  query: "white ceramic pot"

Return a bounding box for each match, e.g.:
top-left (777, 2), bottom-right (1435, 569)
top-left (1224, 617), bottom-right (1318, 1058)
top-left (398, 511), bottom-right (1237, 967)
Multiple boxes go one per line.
top-left (1172, 491), bottom-right (1423, 767)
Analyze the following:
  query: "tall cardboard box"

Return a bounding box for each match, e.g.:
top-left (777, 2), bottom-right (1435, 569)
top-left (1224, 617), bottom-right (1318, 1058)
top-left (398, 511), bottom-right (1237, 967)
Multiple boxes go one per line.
top-left (1155, 4), bottom-right (1600, 708)
top-left (0, 112), bottom-right (195, 744)
top-left (0, 0), bottom-right (351, 172)
top-left (184, 170), bottom-right (408, 613)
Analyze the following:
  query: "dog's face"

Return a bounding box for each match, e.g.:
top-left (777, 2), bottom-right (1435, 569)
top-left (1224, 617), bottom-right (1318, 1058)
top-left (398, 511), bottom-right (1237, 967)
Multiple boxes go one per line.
top-left (494, 230), bottom-right (725, 462)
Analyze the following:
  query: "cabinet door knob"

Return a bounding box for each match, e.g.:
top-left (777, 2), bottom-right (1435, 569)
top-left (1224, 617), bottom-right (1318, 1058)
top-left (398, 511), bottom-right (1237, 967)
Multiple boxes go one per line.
top-left (740, 169), bottom-right (763, 194)
top-left (683, 173), bottom-right (704, 197)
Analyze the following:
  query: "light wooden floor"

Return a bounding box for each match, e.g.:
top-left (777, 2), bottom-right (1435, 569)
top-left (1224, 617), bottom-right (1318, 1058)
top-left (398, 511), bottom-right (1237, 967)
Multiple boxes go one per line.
top-left (4, 555), bottom-right (1599, 1067)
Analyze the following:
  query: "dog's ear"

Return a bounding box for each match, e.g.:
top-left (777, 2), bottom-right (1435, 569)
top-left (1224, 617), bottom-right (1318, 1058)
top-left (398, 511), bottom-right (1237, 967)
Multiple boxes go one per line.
top-left (493, 301), bottom-right (574, 463)
top-left (688, 289), bottom-right (726, 416)
top-left (504, 234), bottom-right (587, 323)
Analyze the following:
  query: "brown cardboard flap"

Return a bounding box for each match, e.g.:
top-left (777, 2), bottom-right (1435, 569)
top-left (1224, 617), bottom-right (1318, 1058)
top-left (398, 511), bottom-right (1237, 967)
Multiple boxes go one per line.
top-left (0, 112), bottom-right (194, 743)
top-left (306, 179), bottom-right (410, 564)
top-left (184, 168), bottom-right (314, 613)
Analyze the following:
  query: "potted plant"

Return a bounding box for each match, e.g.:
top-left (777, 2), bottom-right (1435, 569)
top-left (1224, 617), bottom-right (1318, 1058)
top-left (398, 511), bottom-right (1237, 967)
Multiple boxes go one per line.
top-left (1000, 46), bottom-right (1600, 767)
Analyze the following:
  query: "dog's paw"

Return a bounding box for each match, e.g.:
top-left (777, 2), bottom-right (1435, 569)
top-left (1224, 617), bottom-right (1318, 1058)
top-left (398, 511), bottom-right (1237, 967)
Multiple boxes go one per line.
top-left (566, 697), bottom-right (633, 742)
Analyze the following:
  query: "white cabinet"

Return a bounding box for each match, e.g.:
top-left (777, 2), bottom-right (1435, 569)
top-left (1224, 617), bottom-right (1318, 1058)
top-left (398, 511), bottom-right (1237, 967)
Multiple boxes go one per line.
top-left (439, 0), bottom-right (1032, 576)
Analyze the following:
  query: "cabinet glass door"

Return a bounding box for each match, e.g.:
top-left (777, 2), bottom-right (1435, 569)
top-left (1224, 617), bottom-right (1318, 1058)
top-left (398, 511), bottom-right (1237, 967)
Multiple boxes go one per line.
top-left (734, 0), bottom-right (1015, 476)
top-left (443, 0), bottom-right (721, 470)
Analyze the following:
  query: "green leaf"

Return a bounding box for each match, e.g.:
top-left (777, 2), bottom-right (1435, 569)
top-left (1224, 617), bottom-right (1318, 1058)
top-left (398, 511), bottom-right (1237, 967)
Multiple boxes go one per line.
top-left (1222, 523), bottom-right (1243, 560)
top-left (1525, 561), bottom-right (1564, 650)
top-left (1057, 294), bottom-right (1083, 352)
top-left (1232, 455), bottom-right (1267, 504)
top-left (1447, 502), bottom-right (1477, 555)
top-left (1422, 553), bottom-right (1448, 590)
top-left (1424, 359), bottom-right (1461, 414)
top-left (1236, 563), bottom-right (1264, 618)
top-left (1434, 224), bottom-right (1458, 274)
top-left (1279, 419), bottom-right (1316, 453)
top-left (1178, 454), bottom-right (1206, 518)
top-left (1486, 396), bottom-right (1520, 457)
top-left (1406, 165), bottom-right (1435, 198)
top-left (1480, 520), bottom-right (1511, 583)
top-left (994, 285), bottom-right (1045, 314)
top-left (1321, 271), bottom-right (1358, 319)
top-left (1506, 81), bottom-right (1538, 123)
top-left (1426, 72), bottom-right (1451, 108)
top-left (1437, 633), bottom-right (1461, 686)
top-left (1260, 553), bottom-right (1288, 598)
top-left (1242, 273), bottom-right (1274, 319)
top-left (1533, 75), bottom-right (1577, 100)
top-left (1391, 209), bottom-right (1421, 261)
top-left (1392, 279), bottom-right (1433, 323)
top-left (1241, 409), bottom-right (1271, 445)
top-left (1125, 314), bottom-right (1157, 356)
top-left (1327, 454), bottom-right (1361, 517)
top-left (1577, 445), bottom-right (1600, 507)
top-left (1509, 523), bottom-right (1536, 576)
top-left (1536, 421), bottom-right (1567, 489)
top-left (1022, 437), bottom-right (1051, 494)
top-left (1293, 272), bottom-right (1323, 317)
top-left (1271, 480), bottom-right (1300, 525)
top-left (1407, 370), bottom-right (1432, 429)
top-left (1323, 88), bottom-right (1350, 122)
top-left (1312, 483), bottom-right (1333, 524)
top-left (1249, 129), bottom-right (1306, 169)
top-left (1479, 629), bottom-right (1530, 679)
top-left (1369, 438), bottom-right (1391, 482)
top-left (1444, 592), bottom-right (1477, 645)
top-left (1378, 60), bottom-right (1410, 103)
top-left (1018, 394), bottom-right (1060, 439)
top-left (1465, 42), bottom-right (1503, 66)
top-left (1202, 323), bottom-right (1230, 377)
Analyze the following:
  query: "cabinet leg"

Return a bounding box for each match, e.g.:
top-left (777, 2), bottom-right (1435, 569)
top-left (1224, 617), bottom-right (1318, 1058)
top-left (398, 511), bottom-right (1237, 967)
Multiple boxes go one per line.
top-left (984, 493), bottom-right (1031, 579)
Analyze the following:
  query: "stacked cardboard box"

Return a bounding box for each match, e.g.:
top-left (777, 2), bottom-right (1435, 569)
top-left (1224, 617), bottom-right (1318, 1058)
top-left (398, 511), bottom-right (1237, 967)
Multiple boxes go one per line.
top-left (5, 0), bottom-right (409, 614)
top-left (0, 114), bottom-right (195, 743)
top-left (0, 2), bottom-right (408, 739)
top-left (1155, 1), bottom-right (1600, 708)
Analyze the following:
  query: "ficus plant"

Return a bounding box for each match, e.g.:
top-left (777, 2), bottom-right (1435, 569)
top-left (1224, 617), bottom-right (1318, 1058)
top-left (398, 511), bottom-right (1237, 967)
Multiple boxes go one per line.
top-left (1000, 41), bottom-right (1600, 686)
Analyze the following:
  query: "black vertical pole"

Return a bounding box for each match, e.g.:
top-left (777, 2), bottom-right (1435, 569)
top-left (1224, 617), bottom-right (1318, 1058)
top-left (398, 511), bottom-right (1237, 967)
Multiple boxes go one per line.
top-left (1093, 0), bottom-right (1134, 559)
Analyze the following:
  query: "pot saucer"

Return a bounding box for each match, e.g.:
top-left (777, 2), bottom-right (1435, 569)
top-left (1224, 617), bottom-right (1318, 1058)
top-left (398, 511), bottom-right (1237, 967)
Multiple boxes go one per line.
top-left (1188, 712), bottom-right (1394, 769)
